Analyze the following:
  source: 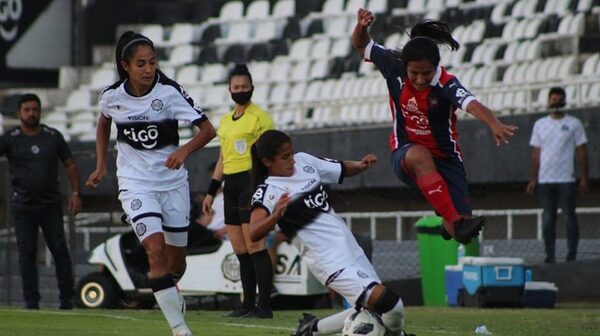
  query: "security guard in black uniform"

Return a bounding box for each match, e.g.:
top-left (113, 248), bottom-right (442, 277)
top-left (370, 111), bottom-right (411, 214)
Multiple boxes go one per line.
top-left (0, 93), bottom-right (82, 309)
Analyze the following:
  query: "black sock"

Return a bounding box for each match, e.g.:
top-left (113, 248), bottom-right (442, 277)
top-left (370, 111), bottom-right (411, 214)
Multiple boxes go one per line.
top-left (251, 249), bottom-right (273, 310)
top-left (236, 253), bottom-right (256, 310)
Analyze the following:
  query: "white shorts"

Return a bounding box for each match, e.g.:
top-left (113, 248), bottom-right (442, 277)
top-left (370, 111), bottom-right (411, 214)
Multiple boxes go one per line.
top-left (323, 255), bottom-right (381, 306)
top-left (119, 184), bottom-right (190, 247)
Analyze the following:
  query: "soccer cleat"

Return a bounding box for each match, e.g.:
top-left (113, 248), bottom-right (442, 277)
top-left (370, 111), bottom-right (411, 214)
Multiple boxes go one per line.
top-left (291, 313), bottom-right (318, 336)
top-left (401, 330), bottom-right (416, 336)
top-left (222, 308), bottom-right (252, 318)
top-left (171, 325), bottom-right (192, 336)
top-left (242, 307), bottom-right (273, 319)
top-left (454, 216), bottom-right (486, 244)
top-left (440, 225), bottom-right (452, 241)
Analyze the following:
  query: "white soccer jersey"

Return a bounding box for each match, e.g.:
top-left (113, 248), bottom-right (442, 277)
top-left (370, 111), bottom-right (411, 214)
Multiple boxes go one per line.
top-left (99, 73), bottom-right (208, 191)
top-left (529, 114), bottom-right (587, 183)
top-left (251, 152), bottom-right (365, 282)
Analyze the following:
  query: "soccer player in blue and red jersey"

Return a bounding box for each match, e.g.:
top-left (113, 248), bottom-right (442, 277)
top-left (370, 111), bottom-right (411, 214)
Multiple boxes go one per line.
top-left (352, 9), bottom-right (517, 244)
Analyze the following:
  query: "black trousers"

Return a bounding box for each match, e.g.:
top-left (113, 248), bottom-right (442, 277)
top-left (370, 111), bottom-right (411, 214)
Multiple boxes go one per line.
top-left (12, 203), bottom-right (74, 304)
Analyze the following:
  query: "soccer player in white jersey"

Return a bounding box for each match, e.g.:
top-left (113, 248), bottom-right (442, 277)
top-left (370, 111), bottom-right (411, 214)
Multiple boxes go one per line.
top-left (85, 31), bottom-right (216, 336)
top-left (247, 130), bottom-right (410, 336)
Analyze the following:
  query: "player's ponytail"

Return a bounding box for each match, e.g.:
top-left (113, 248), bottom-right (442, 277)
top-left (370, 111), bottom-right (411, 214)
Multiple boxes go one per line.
top-left (409, 20), bottom-right (459, 51)
top-left (401, 20), bottom-right (459, 67)
top-left (251, 130), bottom-right (293, 189)
top-left (115, 31), bottom-right (155, 81)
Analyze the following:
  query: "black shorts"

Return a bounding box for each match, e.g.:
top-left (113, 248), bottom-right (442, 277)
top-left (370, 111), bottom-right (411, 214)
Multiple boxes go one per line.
top-left (391, 144), bottom-right (472, 216)
top-left (223, 170), bottom-right (252, 225)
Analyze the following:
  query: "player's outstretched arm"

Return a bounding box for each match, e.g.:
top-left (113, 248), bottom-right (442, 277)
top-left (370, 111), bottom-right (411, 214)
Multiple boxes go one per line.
top-left (352, 8), bottom-right (374, 57)
top-left (249, 194), bottom-right (290, 242)
top-left (466, 100), bottom-right (517, 146)
top-left (343, 153), bottom-right (377, 177)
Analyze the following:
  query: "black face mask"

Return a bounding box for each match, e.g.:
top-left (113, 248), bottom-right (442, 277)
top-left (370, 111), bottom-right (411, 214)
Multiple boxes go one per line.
top-left (231, 88), bottom-right (253, 105)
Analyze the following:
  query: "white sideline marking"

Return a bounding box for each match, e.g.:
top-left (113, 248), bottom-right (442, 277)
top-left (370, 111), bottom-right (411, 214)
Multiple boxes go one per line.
top-left (7, 309), bottom-right (140, 321)
top-left (218, 322), bottom-right (295, 331)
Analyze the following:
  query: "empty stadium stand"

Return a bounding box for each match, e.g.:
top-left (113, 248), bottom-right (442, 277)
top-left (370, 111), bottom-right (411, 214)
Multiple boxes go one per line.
top-left (14, 0), bottom-right (600, 143)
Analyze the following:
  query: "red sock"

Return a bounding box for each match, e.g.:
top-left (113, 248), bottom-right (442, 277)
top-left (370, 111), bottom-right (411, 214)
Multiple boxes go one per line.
top-left (416, 172), bottom-right (461, 233)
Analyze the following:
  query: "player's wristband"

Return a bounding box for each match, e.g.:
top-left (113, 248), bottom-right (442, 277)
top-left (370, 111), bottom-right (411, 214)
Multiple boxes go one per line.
top-left (207, 179), bottom-right (222, 197)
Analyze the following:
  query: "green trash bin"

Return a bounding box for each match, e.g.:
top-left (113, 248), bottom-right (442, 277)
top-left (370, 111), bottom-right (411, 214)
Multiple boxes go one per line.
top-left (415, 215), bottom-right (479, 306)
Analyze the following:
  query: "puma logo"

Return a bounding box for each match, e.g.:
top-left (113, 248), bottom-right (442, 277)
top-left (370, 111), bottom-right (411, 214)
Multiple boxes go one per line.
top-left (428, 185), bottom-right (443, 195)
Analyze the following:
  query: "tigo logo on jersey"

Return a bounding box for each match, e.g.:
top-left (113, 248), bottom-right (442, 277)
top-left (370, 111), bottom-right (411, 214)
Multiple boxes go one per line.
top-left (303, 186), bottom-right (330, 211)
top-left (123, 125), bottom-right (160, 149)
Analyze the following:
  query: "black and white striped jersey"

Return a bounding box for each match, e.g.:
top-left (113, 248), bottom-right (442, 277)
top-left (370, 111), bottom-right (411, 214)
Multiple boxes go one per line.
top-left (99, 73), bottom-right (207, 191)
top-left (251, 152), bottom-right (364, 280)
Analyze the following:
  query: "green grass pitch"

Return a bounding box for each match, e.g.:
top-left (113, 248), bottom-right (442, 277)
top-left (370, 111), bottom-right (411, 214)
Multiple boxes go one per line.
top-left (0, 305), bottom-right (598, 335)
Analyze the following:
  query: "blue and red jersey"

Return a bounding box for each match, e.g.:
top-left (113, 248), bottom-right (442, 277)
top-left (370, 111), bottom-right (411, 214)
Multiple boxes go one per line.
top-left (365, 40), bottom-right (476, 160)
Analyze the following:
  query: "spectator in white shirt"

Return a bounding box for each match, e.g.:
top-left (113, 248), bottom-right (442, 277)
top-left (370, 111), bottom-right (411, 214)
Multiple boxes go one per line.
top-left (527, 87), bottom-right (589, 263)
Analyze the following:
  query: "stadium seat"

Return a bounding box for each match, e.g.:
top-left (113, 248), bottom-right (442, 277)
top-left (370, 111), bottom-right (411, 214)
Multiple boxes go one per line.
top-left (268, 82), bottom-right (290, 105)
top-left (269, 57), bottom-right (292, 82)
top-left (322, 0), bottom-right (345, 15)
top-left (558, 55), bottom-right (577, 78)
top-left (309, 59), bottom-right (330, 79)
top-left (330, 38), bottom-right (352, 58)
top-left (585, 82), bottom-right (600, 104)
top-left (304, 81), bottom-right (323, 102)
top-left (62, 89), bottom-right (93, 113)
top-left (167, 45), bottom-right (197, 66)
top-left (200, 63), bottom-right (227, 84)
top-left (185, 86), bottom-right (203, 105)
top-left (325, 16), bottom-right (350, 38)
top-left (217, 1), bottom-right (244, 22)
top-left (288, 82), bottom-right (307, 103)
top-left (140, 24), bottom-right (165, 46)
top-left (248, 61), bottom-right (270, 82)
top-left (345, 0), bottom-right (367, 13)
top-left (252, 20), bottom-right (280, 42)
top-left (246, 43), bottom-right (271, 61)
top-left (223, 44), bottom-right (246, 63)
top-left (577, 0), bottom-right (593, 12)
top-left (163, 23), bottom-right (202, 47)
top-left (203, 84), bottom-right (229, 108)
top-left (310, 37), bottom-right (332, 60)
top-left (176, 65), bottom-right (202, 86)
top-left (367, 0), bottom-right (389, 14)
top-left (246, 0), bottom-right (270, 20)
top-left (217, 22), bottom-right (251, 44)
top-left (580, 53), bottom-right (599, 76)
top-left (490, 3), bottom-right (509, 24)
top-left (289, 38), bottom-right (312, 61)
top-left (272, 0), bottom-right (295, 18)
top-left (252, 83), bottom-right (271, 106)
top-left (290, 60), bottom-right (311, 81)
top-left (89, 67), bottom-right (117, 90)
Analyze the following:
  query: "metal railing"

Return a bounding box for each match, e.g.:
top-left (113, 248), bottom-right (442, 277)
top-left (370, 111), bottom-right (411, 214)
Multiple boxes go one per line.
top-left (339, 207), bottom-right (600, 242)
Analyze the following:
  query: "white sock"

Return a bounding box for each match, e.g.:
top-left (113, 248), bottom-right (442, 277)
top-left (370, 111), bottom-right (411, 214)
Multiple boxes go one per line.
top-left (314, 308), bottom-right (355, 335)
top-left (381, 299), bottom-right (404, 336)
top-left (154, 286), bottom-right (188, 331)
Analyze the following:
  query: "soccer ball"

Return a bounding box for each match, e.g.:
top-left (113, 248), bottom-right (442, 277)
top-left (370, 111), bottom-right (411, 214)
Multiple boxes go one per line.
top-left (342, 309), bottom-right (388, 336)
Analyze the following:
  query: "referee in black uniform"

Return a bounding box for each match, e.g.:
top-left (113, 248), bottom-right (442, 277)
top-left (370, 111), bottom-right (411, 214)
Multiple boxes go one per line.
top-left (0, 93), bottom-right (82, 309)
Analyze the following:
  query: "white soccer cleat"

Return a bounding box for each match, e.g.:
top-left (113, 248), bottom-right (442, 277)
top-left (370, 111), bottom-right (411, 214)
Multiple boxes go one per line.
top-left (172, 325), bottom-right (192, 336)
